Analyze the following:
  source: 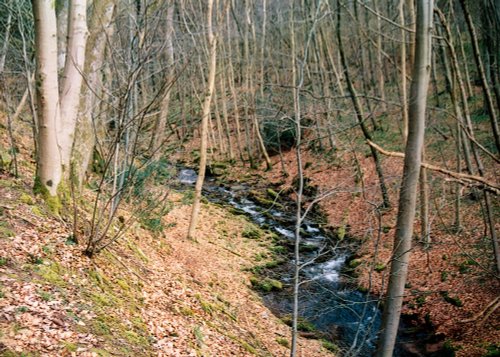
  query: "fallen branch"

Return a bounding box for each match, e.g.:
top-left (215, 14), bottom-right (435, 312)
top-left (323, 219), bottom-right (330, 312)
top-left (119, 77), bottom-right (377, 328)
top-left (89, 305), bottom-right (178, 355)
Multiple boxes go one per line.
top-left (367, 140), bottom-right (500, 195)
top-left (460, 296), bottom-right (500, 325)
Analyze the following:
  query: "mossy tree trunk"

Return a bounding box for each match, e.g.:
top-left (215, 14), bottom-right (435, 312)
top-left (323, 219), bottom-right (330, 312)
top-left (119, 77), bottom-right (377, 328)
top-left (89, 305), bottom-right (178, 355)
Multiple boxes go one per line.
top-left (32, 0), bottom-right (88, 210)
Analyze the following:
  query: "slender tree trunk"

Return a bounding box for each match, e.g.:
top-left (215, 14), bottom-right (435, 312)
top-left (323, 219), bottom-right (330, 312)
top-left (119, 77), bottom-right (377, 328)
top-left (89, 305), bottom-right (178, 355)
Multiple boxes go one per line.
top-left (376, 1), bottom-right (433, 355)
top-left (71, 0), bottom-right (115, 187)
top-left (337, 2), bottom-right (391, 208)
top-left (59, 0), bottom-right (88, 172)
top-left (187, 0), bottom-right (217, 239)
top-left (400, 0), bottom-right (409, 140)
top-left (151, 1), bottom-right (174, 160)
top-left (459, 0), bottom-right (500, 153)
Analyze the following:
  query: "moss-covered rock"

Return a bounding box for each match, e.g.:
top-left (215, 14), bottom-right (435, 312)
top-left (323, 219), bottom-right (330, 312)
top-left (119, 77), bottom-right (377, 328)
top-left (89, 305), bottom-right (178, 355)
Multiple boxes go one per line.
top-left (250, 276), bottom-right (283, 292)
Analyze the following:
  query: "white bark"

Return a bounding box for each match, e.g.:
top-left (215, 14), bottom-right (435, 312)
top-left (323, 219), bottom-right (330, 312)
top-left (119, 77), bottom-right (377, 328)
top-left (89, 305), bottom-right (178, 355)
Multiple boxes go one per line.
top-left (33, 0), bottom-right (63, 197)
top-left (59, 0), bottom-right (88, 171)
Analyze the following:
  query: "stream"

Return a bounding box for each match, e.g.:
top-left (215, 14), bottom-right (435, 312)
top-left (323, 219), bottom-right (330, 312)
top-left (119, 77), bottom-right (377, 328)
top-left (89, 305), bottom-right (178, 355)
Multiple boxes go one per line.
top-left (177, 168), bottom-right (443, 357)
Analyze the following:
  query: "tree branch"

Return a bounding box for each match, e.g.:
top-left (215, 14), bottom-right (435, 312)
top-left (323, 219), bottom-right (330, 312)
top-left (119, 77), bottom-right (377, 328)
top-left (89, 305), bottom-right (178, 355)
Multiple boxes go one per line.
top-left (367, 140), bottom-right (500, 195)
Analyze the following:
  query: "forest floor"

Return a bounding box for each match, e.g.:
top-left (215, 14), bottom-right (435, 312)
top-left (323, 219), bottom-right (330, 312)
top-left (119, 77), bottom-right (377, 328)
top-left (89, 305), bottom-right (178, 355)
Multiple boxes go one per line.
top-left (219, 145), bottom-right (499, 357)
top-left (0, 127), bottom-right (331, 356)
top-left (0, 118), bottom-right (499, 357)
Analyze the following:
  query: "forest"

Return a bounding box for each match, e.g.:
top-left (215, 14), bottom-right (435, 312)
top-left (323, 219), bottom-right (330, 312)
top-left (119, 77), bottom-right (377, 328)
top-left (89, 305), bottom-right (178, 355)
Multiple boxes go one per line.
top-left (0, 0), bottom-right (498, 356)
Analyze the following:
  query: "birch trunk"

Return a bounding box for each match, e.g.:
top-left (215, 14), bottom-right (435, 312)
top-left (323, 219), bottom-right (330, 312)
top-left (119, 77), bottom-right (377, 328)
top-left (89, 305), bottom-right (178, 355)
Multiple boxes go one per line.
top-left (59, 0), bottom-right (88, 172)
top-left (33, 0), bottom-right (64, 199)
top-left (376, 1), bottom-right (433, 355)
top-left (72, 0), bottom-right (115, 187)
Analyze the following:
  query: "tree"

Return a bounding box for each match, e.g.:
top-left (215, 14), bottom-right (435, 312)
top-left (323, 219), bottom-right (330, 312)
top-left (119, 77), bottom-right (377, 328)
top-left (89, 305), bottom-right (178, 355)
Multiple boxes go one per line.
top-left (187, 0), bottom-right (218, 239)
top-left (32, 0), bottom-right (87, 209)
top-left (376, 1), bottom-right (434, 355)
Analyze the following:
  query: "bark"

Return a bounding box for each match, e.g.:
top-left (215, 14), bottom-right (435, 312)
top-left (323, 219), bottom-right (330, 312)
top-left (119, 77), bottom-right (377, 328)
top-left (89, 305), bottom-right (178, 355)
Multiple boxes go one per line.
top-left (71, 0), bottom-right (115, 187)
top-left (399, 0), bottom-right (409, 140)
top-left (187, 0), bottom-right (217, 239)
top-left (151, 1), bottom-right (174, 160)
top-left (59, 0), bottom-right (88, 172)
top-left (376, 1), bottom-right (433, 355)
top-left (33, 0), bottom-right (64, 198)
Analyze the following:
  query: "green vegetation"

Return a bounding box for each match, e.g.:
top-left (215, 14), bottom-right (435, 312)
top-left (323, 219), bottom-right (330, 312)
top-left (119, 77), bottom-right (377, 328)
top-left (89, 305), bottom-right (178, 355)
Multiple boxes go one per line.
top-left (440, 291), bottom-right (463, 307)
top-left (250, 276), bottom-right (283, 292)
top-left (322, 339), bottom-right (340, 353)
top-left (276, 337), bottom-right (290, 348)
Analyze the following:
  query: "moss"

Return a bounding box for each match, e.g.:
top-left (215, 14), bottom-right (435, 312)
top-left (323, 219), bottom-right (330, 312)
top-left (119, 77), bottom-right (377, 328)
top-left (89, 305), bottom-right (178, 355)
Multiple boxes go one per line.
top-left (281, 315), bottom-right (316, 332)
top-left (37, 262), bottom-right (68, 288)
top-left (270, 245), bottom-right (287, 254)
top-left (348, 258), bottom-right (362, 269)
top-left (61, 341), bottom-right (78, 353)
top-left (90, 348), bottom-right (111, 357)
top-left (266, 188), bottom-right (279, 200)
top-left (276, 337), bottom-right (290, 348)
top-left (180, 306), bottom-right (195, 316)
top-left (440, 291), bottom-right (463, 307)
top-left (374, 263), bottom-right (386, 272)
top-left (482, 343), bottom-right (500, 357)
top-left (127, 240), bottom-right (149, 262)
top-left (250, 277), bottom-right (283, 292)
top-left (0, 221), bottom-right (15, 238)
top-left (19, 193), bottom-right (34, 205)
top-left (242, 225), bottom-right (262, 239)
top-left (322, 339), bottom-right (340, 353)
top-left (241, 341), bottom-right (257, 354)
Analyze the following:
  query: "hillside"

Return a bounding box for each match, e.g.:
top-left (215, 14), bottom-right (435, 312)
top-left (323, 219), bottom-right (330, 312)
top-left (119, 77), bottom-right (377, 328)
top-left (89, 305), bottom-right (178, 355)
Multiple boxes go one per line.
top-left (0, 126), bottom-right (331, 356)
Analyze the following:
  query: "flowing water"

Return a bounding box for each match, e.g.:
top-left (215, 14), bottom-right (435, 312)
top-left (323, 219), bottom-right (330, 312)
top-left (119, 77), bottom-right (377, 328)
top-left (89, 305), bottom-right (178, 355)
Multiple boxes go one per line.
top-left (177, 168), bottom-right (442, 357)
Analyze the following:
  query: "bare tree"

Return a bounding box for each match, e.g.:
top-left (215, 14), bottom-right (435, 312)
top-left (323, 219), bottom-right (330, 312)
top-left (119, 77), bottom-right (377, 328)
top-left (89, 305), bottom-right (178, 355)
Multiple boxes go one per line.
top-left (376, 1), bottom-right (433, 356)
top-left (187, 0), bottom-right (218, 239)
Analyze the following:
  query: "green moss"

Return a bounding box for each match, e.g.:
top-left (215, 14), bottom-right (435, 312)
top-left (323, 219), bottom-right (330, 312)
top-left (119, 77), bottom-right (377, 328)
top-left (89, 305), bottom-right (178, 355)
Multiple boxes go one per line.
top-left (266, 188), bottom-right (279, 199)
top-left (61, 341), bottom-right (78, 353)
top-left (37, 262), bottom-right (68, 287)
top-left (180, 306), bottom-right (195, 316)
top-left (276, 337), bottom-right (290, 348)
top-left (0, 221), bottom-right (15, 238)
top-left (348, 258), bottom-right (362, 269)
top-left (250, 277), bottom-right (283, 292)
top-left (440, 291), bottom-right (463, 307)
top-left (242, 225), bottom-right (262, 239)
top-left (270, 245), bottom-right (287, 254)
top-left (241, 341), bottom-right (257, 354)
top-left (322, 339), bottom-right (340, 353)
top-left (90, 348), bottom-right (111, 357)
top-left (19, 193), bottom-right (34, 205)
top-left (482, 343), bottom-right (500, 357)
top-left (374, 263), bottom-right (386, 272)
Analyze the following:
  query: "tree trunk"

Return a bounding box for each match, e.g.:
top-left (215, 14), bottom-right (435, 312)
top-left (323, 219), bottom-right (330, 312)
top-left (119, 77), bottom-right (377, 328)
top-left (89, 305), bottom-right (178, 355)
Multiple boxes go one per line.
top-left (71, 0), bottom-right (115, 187)
top-left (59, 0), bottom-right (88, 172)
top-left (33, 0), bottom-right (64, 202)
top-left (337, 2), bottom-right (391, 208)
top-left (376, 1), bottom-right (433, 355)
top-left (459, 0), bottom-right (500, 153)
top-left (151, 1), bottom-right (174, 160)
top-left (187, 0), bottom-right (217, 239)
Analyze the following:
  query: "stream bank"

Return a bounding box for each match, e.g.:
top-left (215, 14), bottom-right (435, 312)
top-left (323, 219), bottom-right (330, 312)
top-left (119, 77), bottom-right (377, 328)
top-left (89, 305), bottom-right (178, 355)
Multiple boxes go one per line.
top-left (178, 168), bottom-right (446, 356)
